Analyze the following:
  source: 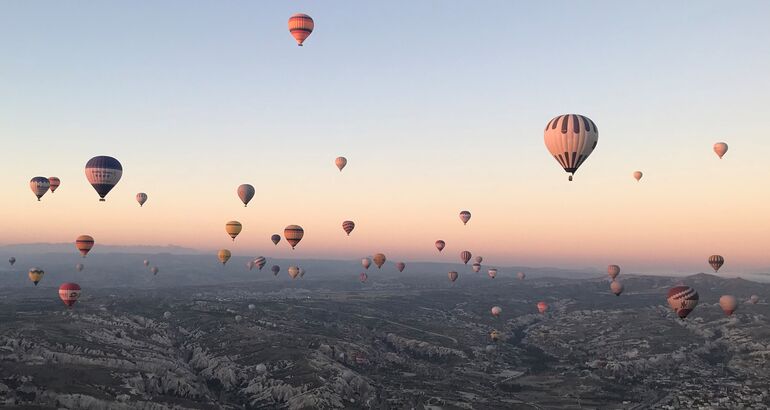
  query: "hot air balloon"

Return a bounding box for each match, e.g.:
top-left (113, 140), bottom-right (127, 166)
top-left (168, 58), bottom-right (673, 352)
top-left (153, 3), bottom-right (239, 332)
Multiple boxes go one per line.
top-left (342, 220), bottom-right (355, 236)
top-left (610, 280), bottom-right (624, 296)
top-left (59, 282), bottom-right (81, 307)
top-left (396, 262), bottom-right (406, 272)
top-left (8, 257), bottom-right (15, 266)
top-left (708, 255), bottom-right (724, 272)
top-left (460, 251), bottom-right (472, 265)
top-left (517, 271), bottom-right (526, 280)
top-left (448, 271), bottom-right (458, 283)
top-left (75, 263), bottom-right (84, 272)
top-left (491, 306), bottom-right (502, 317)
top-left (248, 304), bottom-right (256, 310)
top-left (150, 266), bottom-right (159, 275)
top-left (471, 263), bottom-right (481, 273)
top-left (254, 256), bottom-right (266, 270)
top-left (608, 265), bottom-right (620, 280)
top-left (335, 156), bottom-right (347, 172)
top-left (435, 240), bottom-right (446, 252)
top-left (719, 295), bottom-right (737, 316)
top-left (225, 221), bottom-right (242, 241)
top-left (490, 330), bottom-right (501, 342)
top-left (85, 156), bottom-right (122, 201)
top-left (218, 249), bottom-right (232, 265)
top-left (136, 192), bottom-right (148, 207)
top-left (30, 177), bottom-right (50, 201)
top-left (284, 225), bottom-right (304, 249)
top-left (271, 234), bottom-right (281, 245)
top-left (235, 315), bottom-right (242, 322)
top-left (163, 311), bottom-right (172, 319)
top-left (143, 259), bottom-right (150, 267)
top-left (667, 286), bottom-right (699, 319)
top-left (459, 210), bottom-right (471, 225)
top-left (359, 272), bottom-right (368, 283)
top-left (288, 266), bottom-right (300, 279)
top-left (633, 171), bottom-right (643, 182)
top-left (271, 265), bottom-right (280, 276)
top-left (474, 256), bottom-right (483, 264)
top-left (299, 267), bottom-right (306, 278)
top-left (713, 142), bottom-right (728, 159)
top-left (537, 301), bottom-right (548, 314)
top-left (75, 235), bottom-right (95, 258)
top-left (373, 253), bottom-right (386, 269)
top-left (749, 295), bottom-right (759, 304)
top-left (247, 260), bottom-right (255, 271)
top-left (361, 257), bottom-right (371, 270)
top-left (288, 13), bottom-right (314, 46)
top-left (237, 184), bottom-right (255, 207)
top-left (488, 268), bottom-right (497, 279)
top-left (28, 268), bottom-right (44, 286)
top-left (48, 177), bottom-right (60, 193)
top-left (544, 114), bottom-right (598, 181)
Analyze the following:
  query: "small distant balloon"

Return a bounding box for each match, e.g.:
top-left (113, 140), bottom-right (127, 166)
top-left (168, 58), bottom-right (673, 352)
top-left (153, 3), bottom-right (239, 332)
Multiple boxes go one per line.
top-left (719, 295), bottom-right (737, 316)
top-left (460, 251), bottom-right (472, 265)
top-left (667, 286), bottom-right (699, 319)
top-left (237, 184), bottom-right (255, 207)
top-left (708, 255), bottom-right (724, 272)
top-left (235, 315), bottom-right (242, 322)
top-left (254, 256), bottom-right (266, 270)
top-left (491, 306), bottom-right (502, 317)
top-left (136, 192), bottom-right (148, 207)
top-left (30, 177), bottom-right (50, 201)
top-left (361, 258), bottom-right (371, 270)
top-left (359, 272), bottom-right (368, 283)
top-left (225, 221), bottom-right (242, 241)
top-left (218, 249), bottom-right (232, 265)
top-left (488, 268), bottom-right (497, 279)
top-left (749, 295), bottom-right (759, 304)
top-left (284, 225), bottom-right (304, 249)
top-left (59, 282), bottom-right (81, 307)
top-left (517, 271), bottom-right (526, 280)
top-left (163, 311), bottom-right (172, 319)
top-left (75, 235), bottom-right (95, 258)
top-left (9, 257), bottom-right (15, 266)
top-left (448, 271), bottom-right (458, 283)
top-left (713, 142), bottom-right (728, 159)
top-left (48, 177), bottom-right (60, 193)
top-left (28, 267), bottom-right (44, 286)
top-left (610, 280), bottom-right (623, 296)
top-left (459, 210), bottom-right (471, 225)
top-left (288, 13), bottom-right (314, 46)
top-left (608, 265), bottom-right (620, 280)
top-left (471, 263), bottom-right (481, 273)
top-left (342, 220), bottom-right (355, 236)
top-left (373, 253), bottom-right (386, 269)
top-left (396, 262), bottom-right (406, 272)
top-left (150, 266), bottom-right (159, 275)
top-left (537, 301), bottom-right (548, 314)
top-left (474, 256), bottom-right (483, 264)
top-left (143, 259), bottom-right (150, 267)
top-left (335, 156), bottom-right (347, 171)
top-left (75, 263), bottom-right (84, 272)
top-left (271, 265), bottom-right (280, 276)
top-left (633, 171), bottom-right (643, 182)
top-left (288, 266), bottom-right (300, 279)
top-left (435, 240), bottom-right (446, 252)
top-left (271, 234), bottom-right (281, 245)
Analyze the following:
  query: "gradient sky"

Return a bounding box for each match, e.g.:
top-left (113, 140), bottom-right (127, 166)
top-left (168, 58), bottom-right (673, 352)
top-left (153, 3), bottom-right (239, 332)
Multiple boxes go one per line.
top-left (2, 1), bottom-right (770, 274)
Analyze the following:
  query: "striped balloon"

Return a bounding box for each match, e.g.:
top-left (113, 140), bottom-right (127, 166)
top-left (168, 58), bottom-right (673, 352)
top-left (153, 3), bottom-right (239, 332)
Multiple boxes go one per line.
top-left (288, 13), bottom-right (314, 46)
top-left (254, 256), bottom-right (266, 270)
top-left (667, 286), bottom-right (699, 319)
top-left (396, 262), bottom-right (406, 272)
top-left (48, 177), bottom-right (61, 193)
top-left (335, 156), bottom-right (347, 171)
top-left (75, 235), bottom-right (95, 258)
top-left (448, 271), bottom-right (459, 283)
top-left (284, 225), bottom-right (304, 249)
top-left (342, 220), bottom-right (355, 236)
top-left (28, 268), bottom-right (44, 286)
top-left (30, 177), bottom-right (50, 201)
top-left (544, 114), bottom-right (598, 181)
top-left (218, 249), bottom-right (232, 265)
top-left (373, 253), bottom-right (386, 269)
top-left (225, 221), bottom-right (242, 241)
top-left (460, 251), bottom-right (472, 265)
top-left (708, 255), bottom-right (724, 272)
top-left (435, 240), bottom-right (446, 252)
top-left (471, 263), bottom-right (481, 273)
top-left (459, 210), bottom-right (471, 225)
top-left (59, 282), bottom-right (81, 307)
top-left (607, 265), bottom-right (620, 280)
top-left (610, 280), bottom-right (623, 296)
top-left (136, 192), bottom-right (148, 207)
top-left (237, 184), bottom-right (255, 207)
top-left (85, 156), bottom-right (122, 201)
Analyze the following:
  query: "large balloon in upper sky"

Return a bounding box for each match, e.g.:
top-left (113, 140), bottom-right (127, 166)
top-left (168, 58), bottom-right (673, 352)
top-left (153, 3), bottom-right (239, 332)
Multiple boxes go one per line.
top-left (373, 253), bottom-right (386, 269)
top-left (75, 263), bottom-right (84, 272)
top-left (342, 220), bottom-right (355, 236)
top-left (237, 184), bottom-right (255, 207)
top-left (28, 268), bottom-right (44, 286)
top-left (610, 280), bottom-right (624, 296)
top-left (225, 221), bottom-right (242, 241)
top-left (284, 225), bottom-right (304, 249)
top-left (667, 286), bottom-right (699, 319)
top-left (136, 192), bottom-right (148, 207)
top-left (491, 306), bottom-right (502, 317)
top-left (218, 249), bottom-right (232, 265)
top-left (271, 265), bottom-right (280, 276)
top-left (448, 271), bottom-right (458, 283)
top-left (288, 266), bottom-right (300, 279)
top-left (713, 142), bottom-right (728, 159)
top-left (719, 295), bottom-right (737, 316)
top-left (59, 282), bottom-right (81, 307)
top-left (607, 265), bottom-right (620, 280)
top-left (254, 256), bottom-right (266, 270)
top-left (544, 114), bottom-right (598, 181)
top-left (75, 235), bottom-right (95, 258)
top-left (30, 177), bottom-right (50, 201)
top-left (435, 240), bottom-right (446, 252)
top-left (271, 234), bottom-right (281, 245)
top-left (396, 262), bottom-right (406, 272)
top-left (335, 156), bottom-right (347, 171)
top-left (150, 266), bottom-right (159, 275)
top-left (460, 251), bottom-right (472, 265)
top-left (459, 211), bottom-right (471, 225)
top-left (85, 156), bottom-right (122, 201)
top-left (708, 255), bottom-right (724, 272)
top-left (537, 301), bottom-right (548, 314)
top-left (288, 13), bottom-right (314, 46)
top-left (488, 268), bottom-right (497, 279)
top-left (633, 171), bottom-right (643, 182)
top-left (9, 257), bottom-right (15, 266)
top-left (48, 177), bottom-right (60, 193)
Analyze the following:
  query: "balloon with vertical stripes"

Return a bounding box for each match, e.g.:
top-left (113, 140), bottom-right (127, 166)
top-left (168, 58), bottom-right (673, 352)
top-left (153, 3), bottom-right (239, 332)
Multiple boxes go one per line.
top-left (288, 13), bottom-right (314, 46)
top-left (460, 251), bottom-right (472, 265)
top-left (543, 114), bottom-right (598, 181)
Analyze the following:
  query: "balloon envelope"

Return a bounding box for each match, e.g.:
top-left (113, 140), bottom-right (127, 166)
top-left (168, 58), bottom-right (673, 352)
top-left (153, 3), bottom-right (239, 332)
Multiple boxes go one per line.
top-left (335, 156), bottom-right (347, 171)
top-left (537, 301), bottom-right (548, 314)
top-left (342, 220), bottom-right (355, 236)
top-left (396, 262), bottom-right (406, 272)
top-left (150, 266), bottom-right (159, 275)
top-left (491, 306), bottom-right (502, 317)
top-left (544, 114), bottom-right (598, 181)
top-left (633, 171), bottom-right (643, 181)
top-left (76, 235), bottom-right (95, 258)
top-left (254, 256), bottom-right (266, 270)
top-left (373, 253), bottom-right (386, 269)
top-left (713, 142), bottom-right (728, 159)
top-left (709, 255), bottom-right (724, 272)
top-left (75, 263), bottom-right (84, 272)
top-left (667, 286), bottom-right (699, 319)
top-left (48, 177), bottom-right (61, 193)
top-left (488, 268), bottom-right (497, 279)
top-left (459, 210), bottom-right (471, 225)
top-left (288, 266), bottom-right (300, 279)
top-left (610, 280), bottom-right (624, 296)
top-left (218, 249), bottom-right (232, 265)
top-left (448, 271), bottom-right (458, 282)
top-left (136, 192), bottom-right (148, 207)
top-left (719, 295), bottom-right (737, 316)
top-left (30, 177), bottom-right (50, 201)
top-left (225, 221), bottom-right (242, 241)
top-left (237, 184), bottom-right (255, 207)
top-left (435, 240), bottom-right (446, 252)
top-left (288, 13), bottom-right (314, 46)
top-left (607, 265), bottom-right (620, 280)
top-left (85, 156), bottom-right (122, 201)
top-left (361, 258), bottom-right (371, 270)
top-left (59, 282), bottom-right (81, 307)
top-left (517, 271), bottom-right (526, 280)
top-left (28, 268), bottom-right (44, 285)
top-left (460, 251), bottom-right (472, 265)
top-left (284, 225), bottom-right (304, 249)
